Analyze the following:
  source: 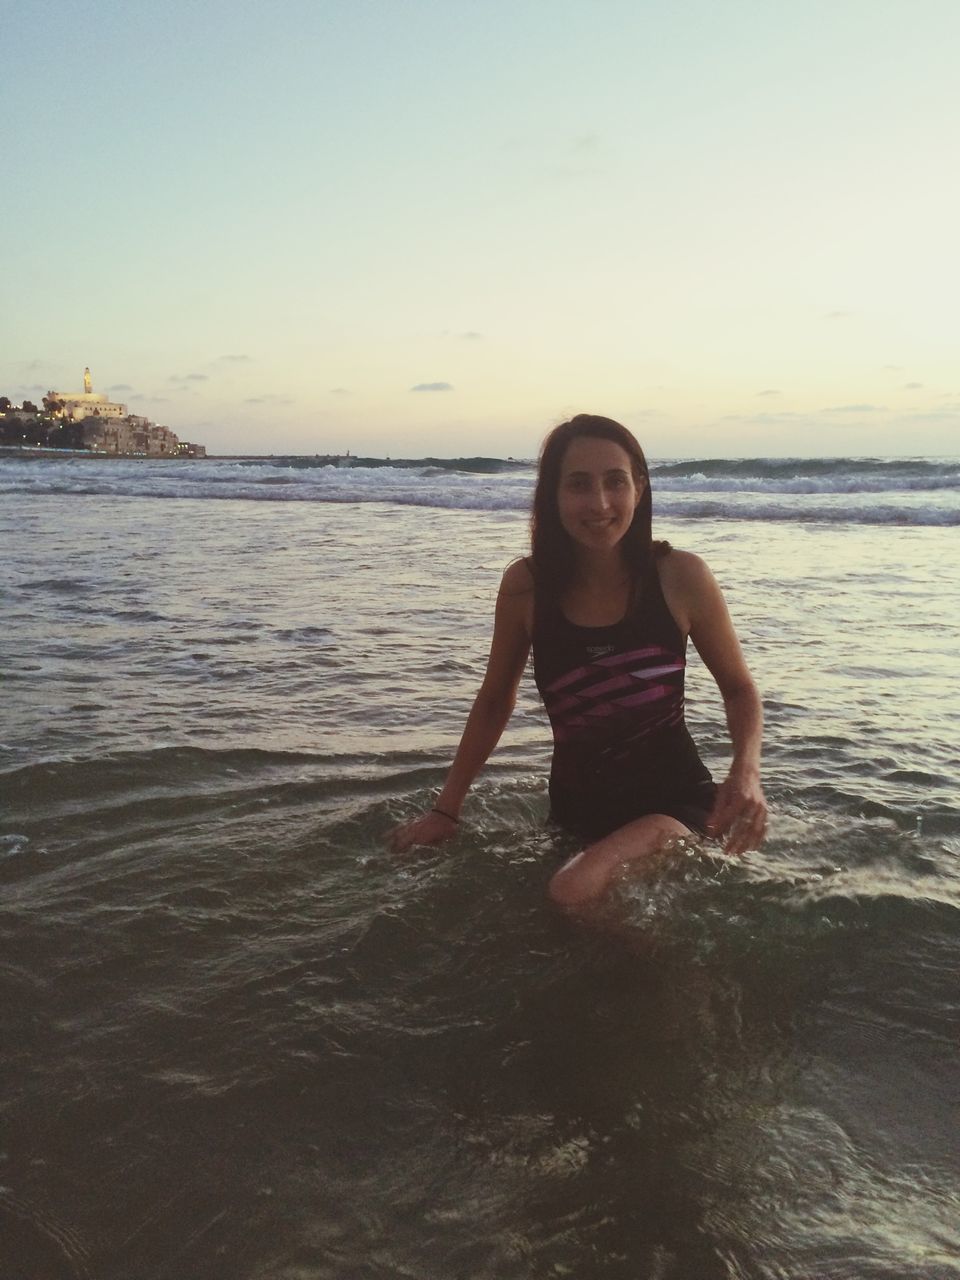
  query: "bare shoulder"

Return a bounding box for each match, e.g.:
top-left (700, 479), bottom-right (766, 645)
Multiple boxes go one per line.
top-left (500, 557), bottom-right (535, 596)
top-left (658, 547), bottom-right (716, 592)
top-left (497, 557), bottom-right (534, 639)
top-left (657, 549), bottom-right (721, 634)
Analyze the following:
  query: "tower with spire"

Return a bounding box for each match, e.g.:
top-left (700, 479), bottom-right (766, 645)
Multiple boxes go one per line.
top-left (50, 367), bottom-right (127, 422)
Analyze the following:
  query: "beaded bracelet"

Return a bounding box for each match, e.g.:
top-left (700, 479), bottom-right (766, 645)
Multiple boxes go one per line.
top-left (431, 806), bottom-right (460, 824)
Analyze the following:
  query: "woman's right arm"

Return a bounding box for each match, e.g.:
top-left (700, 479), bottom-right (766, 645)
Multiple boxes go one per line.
top-left (387, 561), bottom-right (533, 853)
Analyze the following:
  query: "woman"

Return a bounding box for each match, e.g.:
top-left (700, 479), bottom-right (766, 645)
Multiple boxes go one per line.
top-left (389, 414), bottom-right (766, 909)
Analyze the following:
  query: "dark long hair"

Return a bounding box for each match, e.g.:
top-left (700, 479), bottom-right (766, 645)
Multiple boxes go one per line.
top-left (529, 414), bottom-right (667, 608)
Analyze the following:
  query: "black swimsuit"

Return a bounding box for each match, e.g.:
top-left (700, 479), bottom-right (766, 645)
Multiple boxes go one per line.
top-left (532, 561), bottom-right (716, 841)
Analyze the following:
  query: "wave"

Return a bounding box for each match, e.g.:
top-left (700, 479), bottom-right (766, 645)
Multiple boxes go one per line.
top-left (651, 456), bottom-right (960, 496)
top-left (654, 496), bottom-right (960, 525)
top-left (240, 454), bottom-right (529, 475)
top-left (652, 455), bottom-right (959, 479)
top-left (3, 455), bottom-right (959, 525)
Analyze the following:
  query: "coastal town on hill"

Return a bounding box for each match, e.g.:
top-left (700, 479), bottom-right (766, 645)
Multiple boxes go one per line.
top-left (0, 367), bottom-right (206, 458)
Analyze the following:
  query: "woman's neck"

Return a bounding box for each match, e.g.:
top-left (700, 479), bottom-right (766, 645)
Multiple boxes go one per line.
top-left (570, 547), bottom-right (631, 592)
top-left (561, 552), bottom-right (635, 627)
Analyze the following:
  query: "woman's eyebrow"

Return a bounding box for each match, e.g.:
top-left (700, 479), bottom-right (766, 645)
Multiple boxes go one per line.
top-left (563, 467), bottom-right (630, 478)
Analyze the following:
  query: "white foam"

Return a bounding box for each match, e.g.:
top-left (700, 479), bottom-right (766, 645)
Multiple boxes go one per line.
top-left (2, 455), bottom-right (958, 525)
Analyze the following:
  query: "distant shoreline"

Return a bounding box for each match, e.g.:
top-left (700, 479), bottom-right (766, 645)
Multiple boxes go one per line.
top-left (224, 454), bottom-right (532, 472)
top-left (0, 446), bottom-right (198, 462)
top-left (1, 446), bottom-right (532, 472)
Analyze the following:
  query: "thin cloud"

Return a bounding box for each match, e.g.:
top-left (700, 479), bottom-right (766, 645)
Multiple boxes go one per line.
top-left (570, 132), bottom-right (601, 153)
top-left (329, 387), bottom-right (351, 395)
top-left (244, 394), bottom-right (294, 405)
top-left (169, 373), bottom-right (209, 384)
top-left (904, 382), bottom-right (923, 390)
top-left (460, 331), bottom-right (483, 340)
top-left (411, 381), bottom-right (453, 392)
top-left (217, 354), bottom-right (251, 363)
top-left (822, 403), bottom-right (885, 413)
top-left (719, 412), bottom-right (802, 424)
top-left (501, 131), bottom-right (601, 156)
top-left (506, 130), bottom-right (604, 180)
top-left (824, 310), bottom-right (852, 320)
top-left (108, 384), bottom-right (133, 392)
top-left (756, 389), bottom-right (780, 397)
top-left (889, 408), bottom-right (960, 425)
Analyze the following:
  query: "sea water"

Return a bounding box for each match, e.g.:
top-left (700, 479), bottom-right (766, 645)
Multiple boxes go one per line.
top-left (1, 453), bottom-right (959, 1279)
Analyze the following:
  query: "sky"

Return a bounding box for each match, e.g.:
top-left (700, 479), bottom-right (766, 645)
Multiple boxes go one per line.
top-left (3, 0), bottom-right (959, 458)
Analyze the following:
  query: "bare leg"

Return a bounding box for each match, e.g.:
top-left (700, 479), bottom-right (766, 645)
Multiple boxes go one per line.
top-left (548, 814), bottom-right (694, 912)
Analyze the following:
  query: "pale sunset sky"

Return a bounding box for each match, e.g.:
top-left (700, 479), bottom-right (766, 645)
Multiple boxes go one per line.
top-left (3, 0), bottom-right (958, 458)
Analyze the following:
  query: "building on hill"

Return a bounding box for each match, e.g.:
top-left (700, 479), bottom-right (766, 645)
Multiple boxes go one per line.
top-left (81, 416), bottom-right (180, 456)
top-left (40, 367), bottom-right (207, 457)
top-left (48, 367), bottom-right (128, 422)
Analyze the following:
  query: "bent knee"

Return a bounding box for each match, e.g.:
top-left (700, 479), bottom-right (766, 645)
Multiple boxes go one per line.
top-left (548, 817), bottom-right (691, 911)
top-left (548, 855), bottom-right (608, 911)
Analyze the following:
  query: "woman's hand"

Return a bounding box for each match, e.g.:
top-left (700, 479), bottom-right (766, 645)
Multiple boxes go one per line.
top-left (387, 808), bottom-right (460, 855)
top-left (706, 764), bottom-right (767, 856)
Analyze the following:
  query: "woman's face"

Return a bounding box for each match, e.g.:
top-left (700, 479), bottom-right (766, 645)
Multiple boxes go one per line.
top-left (556, 435), bottom-right (643, 552)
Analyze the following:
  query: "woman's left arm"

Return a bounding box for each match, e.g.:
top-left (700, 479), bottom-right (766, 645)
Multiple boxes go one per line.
top-left (661, 552), bottom-right (767, 856)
